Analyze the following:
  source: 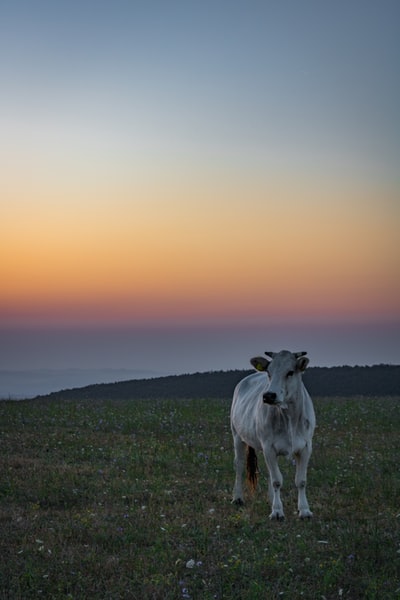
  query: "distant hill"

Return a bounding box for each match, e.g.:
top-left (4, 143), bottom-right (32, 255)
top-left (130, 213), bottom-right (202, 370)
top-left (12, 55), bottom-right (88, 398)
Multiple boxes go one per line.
top-left (302, 364), bottom-right (400, 397)
top-left (36, 364), bottom-right (400, 401)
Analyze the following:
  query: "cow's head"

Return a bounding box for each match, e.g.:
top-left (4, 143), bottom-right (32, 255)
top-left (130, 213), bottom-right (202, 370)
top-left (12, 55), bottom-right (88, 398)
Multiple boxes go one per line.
top-left (250, 350), bottom-right (309, 408)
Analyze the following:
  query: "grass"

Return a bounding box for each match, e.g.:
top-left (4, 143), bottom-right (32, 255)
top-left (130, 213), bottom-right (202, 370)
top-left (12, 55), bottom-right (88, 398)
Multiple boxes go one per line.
top-left (0, 395), bottom-right (399, 599)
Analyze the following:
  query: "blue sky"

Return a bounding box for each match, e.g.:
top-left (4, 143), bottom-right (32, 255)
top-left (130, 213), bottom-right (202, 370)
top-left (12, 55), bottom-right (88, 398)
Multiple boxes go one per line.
top-left (2, 0), bottom-right (399, 181)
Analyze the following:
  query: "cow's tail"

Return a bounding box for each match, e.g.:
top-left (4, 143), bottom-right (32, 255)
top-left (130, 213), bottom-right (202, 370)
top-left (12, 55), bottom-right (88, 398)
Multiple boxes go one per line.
top-left (246, 446), bottom-right (258, 492)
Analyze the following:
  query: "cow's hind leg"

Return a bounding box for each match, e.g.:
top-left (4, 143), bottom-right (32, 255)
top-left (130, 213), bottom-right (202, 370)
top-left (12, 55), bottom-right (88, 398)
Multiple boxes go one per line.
top-left (294, 445), bottom-right (313, 519)
top-left (263, 447), bottom-right (285, 520)
top-left (231, 428), bottom-right (246, 505)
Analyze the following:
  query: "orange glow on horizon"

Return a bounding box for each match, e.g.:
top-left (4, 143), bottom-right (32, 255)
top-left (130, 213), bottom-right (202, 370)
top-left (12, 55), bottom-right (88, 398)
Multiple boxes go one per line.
top-left (2, 171), bottom-right (399, 327)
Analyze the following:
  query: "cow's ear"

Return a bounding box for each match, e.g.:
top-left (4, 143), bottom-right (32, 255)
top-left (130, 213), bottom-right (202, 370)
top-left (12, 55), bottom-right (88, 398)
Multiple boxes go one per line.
top-left (250, 356), bottom-right (270, 371)
top-left (296, 356), bottom-right (309, 372)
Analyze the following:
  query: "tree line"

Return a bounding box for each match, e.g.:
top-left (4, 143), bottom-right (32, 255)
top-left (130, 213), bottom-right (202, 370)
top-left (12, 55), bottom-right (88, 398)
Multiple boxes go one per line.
top-left (38, 364), bottom-right (399, 401)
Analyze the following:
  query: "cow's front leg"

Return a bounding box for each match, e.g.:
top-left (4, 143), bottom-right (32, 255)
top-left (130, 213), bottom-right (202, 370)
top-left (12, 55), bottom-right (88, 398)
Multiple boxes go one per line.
top-left (294, 445), bottom-right (313, 519)
top-left (263, 447), bottom-right (284, 520)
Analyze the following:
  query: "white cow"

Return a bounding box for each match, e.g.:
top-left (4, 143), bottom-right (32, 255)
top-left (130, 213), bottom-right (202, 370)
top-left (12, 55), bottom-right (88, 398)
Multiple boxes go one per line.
top-left (231, 350), bottom-right (315, 520)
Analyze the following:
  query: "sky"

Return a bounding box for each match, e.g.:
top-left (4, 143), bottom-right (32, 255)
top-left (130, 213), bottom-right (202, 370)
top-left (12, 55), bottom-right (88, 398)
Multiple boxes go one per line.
top-left (1, 0), bottom-right (399, 394)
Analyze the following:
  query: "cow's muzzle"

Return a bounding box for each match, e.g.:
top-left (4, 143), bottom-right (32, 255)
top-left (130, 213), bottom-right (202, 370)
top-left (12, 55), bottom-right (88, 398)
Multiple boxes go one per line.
top-left (263, 391), bottom-right (277, 405)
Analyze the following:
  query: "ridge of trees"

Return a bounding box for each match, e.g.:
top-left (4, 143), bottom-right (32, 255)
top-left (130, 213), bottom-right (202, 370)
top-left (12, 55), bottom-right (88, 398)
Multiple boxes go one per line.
top-left (37, 364), bottom-right (400, 401)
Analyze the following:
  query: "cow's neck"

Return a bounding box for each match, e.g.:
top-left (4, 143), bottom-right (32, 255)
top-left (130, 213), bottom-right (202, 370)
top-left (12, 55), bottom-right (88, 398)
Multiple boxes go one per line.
top-left (286, 384), bottom-right (306, 423)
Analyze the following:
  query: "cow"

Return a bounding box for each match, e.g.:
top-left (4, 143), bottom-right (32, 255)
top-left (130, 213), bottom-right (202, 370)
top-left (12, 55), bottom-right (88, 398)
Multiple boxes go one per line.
top-left (230, 350), bottom-right (315, 520)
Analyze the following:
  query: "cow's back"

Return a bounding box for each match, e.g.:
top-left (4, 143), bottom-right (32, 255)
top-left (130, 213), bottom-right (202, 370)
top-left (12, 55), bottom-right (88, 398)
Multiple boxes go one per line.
top-left (231, 371), bottom-right (267, 450)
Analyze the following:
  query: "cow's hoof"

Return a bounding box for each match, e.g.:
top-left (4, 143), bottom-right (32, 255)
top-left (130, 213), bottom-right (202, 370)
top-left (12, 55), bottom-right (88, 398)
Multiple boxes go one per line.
top-left (269, 511), bottom-right (285, 521)
top-left (299, 510), bottom-right (313, 519)
top-left (232, 498), bottom-right (244, 507)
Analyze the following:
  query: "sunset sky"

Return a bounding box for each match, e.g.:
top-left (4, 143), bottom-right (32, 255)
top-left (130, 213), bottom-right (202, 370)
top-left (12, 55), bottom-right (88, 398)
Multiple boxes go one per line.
top-left (1, 1), bottom-right (399, 389)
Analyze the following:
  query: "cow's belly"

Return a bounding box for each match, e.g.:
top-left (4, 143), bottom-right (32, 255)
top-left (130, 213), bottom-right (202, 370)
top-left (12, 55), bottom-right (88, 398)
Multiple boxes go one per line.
top-left (233, 418), bottom-right (261, 450)
top-left (271, 432), bottom-right (308, 457)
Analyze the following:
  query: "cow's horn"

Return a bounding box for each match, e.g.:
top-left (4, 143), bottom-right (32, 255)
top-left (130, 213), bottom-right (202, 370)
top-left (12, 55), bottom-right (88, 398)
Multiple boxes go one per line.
top-left (294, 351), bottom-right (308, 358)
top-left (264, 351), bottom-right (276, 358)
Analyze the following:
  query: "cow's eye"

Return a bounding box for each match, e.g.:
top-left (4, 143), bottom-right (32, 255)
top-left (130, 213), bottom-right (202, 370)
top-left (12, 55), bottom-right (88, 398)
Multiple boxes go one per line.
top-left (287, 370), bottom-right (294, 378)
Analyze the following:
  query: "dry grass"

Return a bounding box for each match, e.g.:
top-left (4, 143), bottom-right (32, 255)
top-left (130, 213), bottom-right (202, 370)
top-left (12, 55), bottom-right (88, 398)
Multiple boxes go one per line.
top-left (0, 395), bottom-right (399, 599)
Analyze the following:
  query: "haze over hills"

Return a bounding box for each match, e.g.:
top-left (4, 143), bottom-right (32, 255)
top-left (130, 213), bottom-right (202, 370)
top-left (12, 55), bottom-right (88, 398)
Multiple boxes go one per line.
top-left (0, 369), bottom-right (161, 400)
top-left (26, 364), bottom-right (400, 401)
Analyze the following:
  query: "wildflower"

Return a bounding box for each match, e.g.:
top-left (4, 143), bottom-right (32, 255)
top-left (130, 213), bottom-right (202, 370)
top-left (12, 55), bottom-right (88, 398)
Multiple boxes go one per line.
top-left (179, 579), bottom-right (191, 599)
top-left (186, 559), bottom-right (195, 569)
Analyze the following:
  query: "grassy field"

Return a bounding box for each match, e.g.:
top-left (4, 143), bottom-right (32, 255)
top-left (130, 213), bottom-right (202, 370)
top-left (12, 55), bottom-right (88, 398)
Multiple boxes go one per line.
top-left (0, 395), bottom-right (399, 599)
